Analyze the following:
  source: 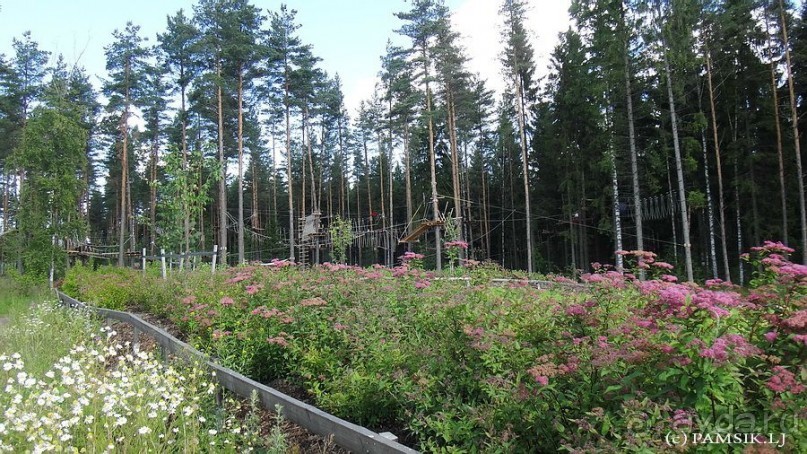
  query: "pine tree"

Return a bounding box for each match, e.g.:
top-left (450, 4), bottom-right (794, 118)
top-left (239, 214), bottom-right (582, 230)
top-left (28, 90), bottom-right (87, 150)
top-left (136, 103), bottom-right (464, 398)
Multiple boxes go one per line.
top-left (396, 0), bottom-right (445, 270)
top-left (158, 8), bottom-right (200, 259)
top-left (266, 4), bottom-right (310, 262)
top-left (103, 22), bottom-right (150, 266)
top-left (501, 0), bottom-right (538, 273)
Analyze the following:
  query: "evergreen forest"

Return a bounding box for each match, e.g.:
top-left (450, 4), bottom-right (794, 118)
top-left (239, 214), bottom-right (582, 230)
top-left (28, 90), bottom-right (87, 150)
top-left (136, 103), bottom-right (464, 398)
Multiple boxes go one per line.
top-left (2, 0), bottom-right (807, 284)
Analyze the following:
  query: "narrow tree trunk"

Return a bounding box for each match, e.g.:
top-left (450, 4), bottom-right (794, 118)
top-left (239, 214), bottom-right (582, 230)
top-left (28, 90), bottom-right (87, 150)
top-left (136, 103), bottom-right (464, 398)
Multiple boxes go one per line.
top-left (706, 51), bottom-right (731, 281)
top-left (701, 129), bottom-right (719, 279)
top-left (118, 113), bottom-right (128, 267)
top-left (404, 120), bottom-right (413, 252)
top-left (448, 93), bottom-right (463, 242)
top-left (237, 72), bottom-right (245, 264)
top-left (338, 113), bottom-right (347, 217)
top-left (2, 172), bottom-right (8, 234)
top-left (217, 61), bottom-right (227, 265)
top-left (780, 0), bottom-right (807, 263)
top-left (481, 153), bottom-right (491, 258)
top-left (625, 53), bottom-right (644, 259)
top-left (118, 58), bottom-right (131, 267)
top-left (285, 82), bottom-right (295, 261)
top-left (149, 139), bottom-right (158, 256)
top-left (425, 51), bottom-right (441, 271)
top-left (735, 157), bottom-right (745, 285)
top-left (608, 124), bottom-right (624, 271)
top-left (765, 9), bottom-right (788, 244)
top-left (378, 133), bottom-right (387, 265)
top-left (515, 74), bottom-right (533, 274)
top-left (662, 41), bottom-right (694, 282)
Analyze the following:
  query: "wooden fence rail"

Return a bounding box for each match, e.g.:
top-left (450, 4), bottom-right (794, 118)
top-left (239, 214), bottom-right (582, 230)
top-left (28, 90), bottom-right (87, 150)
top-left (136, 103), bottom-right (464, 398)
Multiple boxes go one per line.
top-left (55, 290), bottom-right (418, 454)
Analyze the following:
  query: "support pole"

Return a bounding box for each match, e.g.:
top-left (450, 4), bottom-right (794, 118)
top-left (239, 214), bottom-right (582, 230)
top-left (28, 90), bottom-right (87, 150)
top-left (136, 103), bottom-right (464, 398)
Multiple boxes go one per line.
top-left (161, 248), bottom-right (167, 280)
top-left (212, 244), bottom-right (218, 275)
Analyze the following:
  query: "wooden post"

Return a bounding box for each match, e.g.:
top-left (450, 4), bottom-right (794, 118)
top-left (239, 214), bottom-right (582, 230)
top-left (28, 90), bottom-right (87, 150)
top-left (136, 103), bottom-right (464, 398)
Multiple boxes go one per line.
top-left (49, 234), bottom-right (56, 289)
top-left (161, 248), bottom-right (167, 280)
top-left (212, 245), bottom-right (218, 275)
top-left (142, 248), bottom-right (146, 275)
top-left (133, 327), bottom-right (140, 354)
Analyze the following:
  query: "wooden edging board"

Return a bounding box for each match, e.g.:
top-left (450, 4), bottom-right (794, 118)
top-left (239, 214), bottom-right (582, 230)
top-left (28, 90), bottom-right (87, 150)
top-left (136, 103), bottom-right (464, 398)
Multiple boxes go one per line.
top-left (55, 290), bottom-right (419, 454)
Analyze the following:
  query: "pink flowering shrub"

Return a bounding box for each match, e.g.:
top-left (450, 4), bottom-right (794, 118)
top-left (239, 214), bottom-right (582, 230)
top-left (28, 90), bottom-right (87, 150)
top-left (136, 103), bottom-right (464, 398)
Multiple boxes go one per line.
top-left (61, 243), bottom-right (807, 452)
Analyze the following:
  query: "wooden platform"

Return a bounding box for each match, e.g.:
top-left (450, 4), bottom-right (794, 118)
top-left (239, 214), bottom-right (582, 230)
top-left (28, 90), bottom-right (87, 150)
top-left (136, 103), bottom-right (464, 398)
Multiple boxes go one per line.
top-left (399, 220), bottom-right (444, 244)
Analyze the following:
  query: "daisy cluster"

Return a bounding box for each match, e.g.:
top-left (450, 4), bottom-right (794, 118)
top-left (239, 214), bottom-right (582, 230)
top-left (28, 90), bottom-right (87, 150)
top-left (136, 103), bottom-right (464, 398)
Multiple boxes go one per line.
top-left (0, 303), bottom-right (283, 453)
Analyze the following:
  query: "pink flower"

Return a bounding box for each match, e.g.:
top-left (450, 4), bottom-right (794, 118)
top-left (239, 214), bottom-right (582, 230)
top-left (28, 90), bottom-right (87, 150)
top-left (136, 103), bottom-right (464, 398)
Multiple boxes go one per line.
top-left (266, 336), bottom-right (289, 347)
top-left (212, 329), bottom-right (231, 340)
top-left (300, 297), bottom-right (328, 307)
top-left (764, 331), bottom-right (778, 342)
top-left (652, 261), bottom-right (674, 270)
top-left (565, 304), bottom-right (587, 317)
top-left (766, 366), bottom-right (804, 394)
top-left (444, 240), bottom-right (469, 249)
top-left (751, 241), bottom-right (795, 255)
top-left (782, 310), bottom-right (807, 330)
top-left (220, 296), bottom-right (235, 307)
top-left (400, 251), bottom-right (425, 263)
top-left (245, 284), bottom-right (263, 295)
top-left (414, 279), bottom-right (430, 289)
top-left (534, 375), bottom-right (549, 386)
top-left (793, 334), bottom-right (807, 347)
top-left (699, 334), bottom-right (761, 363)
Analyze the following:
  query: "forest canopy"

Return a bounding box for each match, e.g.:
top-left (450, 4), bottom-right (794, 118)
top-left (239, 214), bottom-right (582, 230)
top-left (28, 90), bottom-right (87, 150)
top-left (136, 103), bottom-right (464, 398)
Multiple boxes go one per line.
top-left (1, 0), bottom-right (806, 284)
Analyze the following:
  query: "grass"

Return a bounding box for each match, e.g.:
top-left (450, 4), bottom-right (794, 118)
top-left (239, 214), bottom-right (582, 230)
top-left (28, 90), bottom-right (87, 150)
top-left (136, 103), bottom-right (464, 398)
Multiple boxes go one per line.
top-left (0, 276), bottom-right (48, 317)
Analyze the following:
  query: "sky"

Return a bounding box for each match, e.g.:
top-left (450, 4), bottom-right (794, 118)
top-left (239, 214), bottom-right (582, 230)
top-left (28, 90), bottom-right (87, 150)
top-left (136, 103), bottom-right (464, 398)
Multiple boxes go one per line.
top-left (0, 0), bottom-right (572, 115)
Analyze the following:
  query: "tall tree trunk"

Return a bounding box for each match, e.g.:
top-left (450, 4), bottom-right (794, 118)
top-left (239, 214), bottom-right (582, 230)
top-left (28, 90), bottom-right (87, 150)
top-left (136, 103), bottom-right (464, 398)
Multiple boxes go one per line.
top-left (780, 0), bottom-right (807, 263)
top-left (706, 51), bottom-right (731, 281)
top-left (118, 59), bottom-right (131, 267)
top-left (404, 120), bottom-right (413, 252)
top-left (515, 70), bottom-right (533, 274)
top-left (422, 45), bottom-right (441, 271)
top-left (765, 9), bottom-right (788, 244)
top-left (180, 68), bottom-right (189, 260)
top-left (118, 113), bottom-right (129, 267)
top-left (378, 133), bottom-right (387, 265)
top-left (2, 172), bottom-right (8, 234)
top-left (217, 61), bottom-right (227, 265)
top-left (625, 52), bottom-right (644, 258)
top-left (608, 115), bottom-right (624, 271)
top-left (149, 139), bottom-right (158, 256)
top-left (701, 129), bottom-right (719, 279)
top-left (388, 103), bottom-right (395, 267)
top-left (448, 93), bottom-right (463, 242)
top-left (363, 139), bottom-right (372, 225)
top-left (662, 41), bottom-right (694, 282)
top-left (735, 157), bottom-right (745, 285)
top-left (338, 113), bottom-right (347, 217)
top-left (285, 83), bottom-right (294, 261)
top-left (481, 159), bottom-right (491, 258)
top-left (237, 71), bottom-right (245, 264)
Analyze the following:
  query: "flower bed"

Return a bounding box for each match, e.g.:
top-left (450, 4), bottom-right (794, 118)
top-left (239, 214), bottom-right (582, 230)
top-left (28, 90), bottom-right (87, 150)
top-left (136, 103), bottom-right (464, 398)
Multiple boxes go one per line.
top-left (63, 245), bottom-right (807, 452)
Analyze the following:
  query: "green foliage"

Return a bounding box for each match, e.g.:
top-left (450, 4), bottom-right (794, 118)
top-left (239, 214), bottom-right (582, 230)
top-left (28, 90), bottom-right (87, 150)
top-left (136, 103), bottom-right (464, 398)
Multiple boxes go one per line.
top-left (157, 146), bottom-right (220, 252)
top-left (61, 254), bottom-right (807, 451)
top-left (328, 215), bottom-right (352, 264)
top-left (10, 106), bottom-right (87, 278)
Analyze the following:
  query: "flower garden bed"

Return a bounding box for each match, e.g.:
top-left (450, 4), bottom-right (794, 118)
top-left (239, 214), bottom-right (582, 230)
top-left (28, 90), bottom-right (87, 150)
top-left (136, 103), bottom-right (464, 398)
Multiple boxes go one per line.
top-left (61, 243), bottom-right (807, 452)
